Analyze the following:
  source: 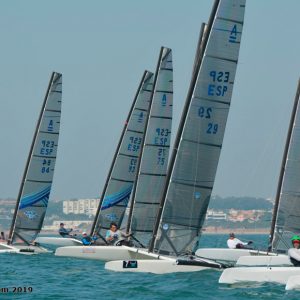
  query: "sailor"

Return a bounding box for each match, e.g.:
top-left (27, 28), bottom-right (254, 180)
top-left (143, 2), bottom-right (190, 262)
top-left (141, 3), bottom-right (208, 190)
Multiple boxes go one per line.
top-left (81, 232), bottom-right (98, 246)
top-left (58, 223), bottom-right (74, 238)
top-left (288, 235), bottom-right (300, 266)
top-left (105, 222), bottom-right (128, 245)
top-left (227, 232), bottom-right (253, 249)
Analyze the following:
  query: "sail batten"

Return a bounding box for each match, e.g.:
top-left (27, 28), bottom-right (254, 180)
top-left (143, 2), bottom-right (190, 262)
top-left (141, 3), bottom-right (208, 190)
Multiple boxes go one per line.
top-left (8, 72), bottom-right (62, 245)
top-left (110, 178), bottom-right (135, 183)
top-left (91, 71), bottom-right (154, 236)
top-left (206, 54), bottom-right (238, 63)
top-left (193, 95), bottom-right (231, 105)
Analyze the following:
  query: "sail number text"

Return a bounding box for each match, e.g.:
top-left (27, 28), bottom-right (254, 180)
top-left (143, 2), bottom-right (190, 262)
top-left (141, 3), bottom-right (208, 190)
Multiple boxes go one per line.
top-left (128, 158), bottom-right (137, 173)
top-left (127, 136), bottom-right (142, 152)
top-left (198, 106), bottom-right (218, 134)
top-left (157, 148), bottom-right (167, 165)
top-left (40, 140), bottom-right (55, 155)
top-left (208, 71), bottom-right (229, 97)
top-left (41, 159), bottom-right (52, 173)
top-left (155, 128), bottom-right (170, 146)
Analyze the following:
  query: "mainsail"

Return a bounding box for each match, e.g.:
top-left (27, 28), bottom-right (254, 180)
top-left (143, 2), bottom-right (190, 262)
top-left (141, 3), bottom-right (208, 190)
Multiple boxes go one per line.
top-left (91, 71), bottom-right (154, 238)
top-left (126, 47), bottom-right (173, 246)
top-left (270, 80), bottom-right (300, 253)
top-left (150, 0), bottom-right (246, 256)
top-left (8, 72), bottom-right (62, 245)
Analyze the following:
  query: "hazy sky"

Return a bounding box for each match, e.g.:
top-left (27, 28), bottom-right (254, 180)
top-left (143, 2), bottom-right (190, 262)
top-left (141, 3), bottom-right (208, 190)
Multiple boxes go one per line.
top-left (1, 0), bottom-right (300, 202)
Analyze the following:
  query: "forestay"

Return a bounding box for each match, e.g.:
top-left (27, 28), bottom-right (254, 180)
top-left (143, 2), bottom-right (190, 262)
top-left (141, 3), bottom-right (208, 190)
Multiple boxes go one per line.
top-left (8, 72), bottom-right (62, 245)
top-left (271, 80), bottom-right (300, 252)
top-left (91, 71), bottom-right (154, 238)
top-left (151, 0), bottom-right (246, 256)
top-left (126, 48), bottom-right (173, 246)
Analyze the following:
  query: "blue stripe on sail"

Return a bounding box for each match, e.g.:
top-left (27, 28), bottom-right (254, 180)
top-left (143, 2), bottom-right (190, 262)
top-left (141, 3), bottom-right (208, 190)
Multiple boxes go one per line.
top-left (19, 185), bottom-right (51, 209)
top-left (101, 185), bottom-right (133, 210)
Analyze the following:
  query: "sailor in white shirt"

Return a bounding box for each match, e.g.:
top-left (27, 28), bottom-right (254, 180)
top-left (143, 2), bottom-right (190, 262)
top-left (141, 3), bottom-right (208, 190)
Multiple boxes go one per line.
top-left (288, 235), bottom-right (300, 266)
top-left (227, 232), bottom-right (253, 249)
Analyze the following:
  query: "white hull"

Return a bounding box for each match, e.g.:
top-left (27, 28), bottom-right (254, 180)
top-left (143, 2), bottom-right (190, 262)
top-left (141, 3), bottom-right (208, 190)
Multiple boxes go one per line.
top-left (219, 267), bottom-right (300, 284)
top-left (55, 246), bottom-right (156, 261)
top-left (236, 254), bottom-right (292, 266)
top-left (0, 242), bottom-right (20, 253)
top-left (13, 244), bottom-right (51, 254)
top-left (35, 236), bottom-right (82, 247)
top-left (285, 275), bottom-right (300, 290)
top-left (0, 242), bottom-right (50, 254)
top-left (195, 248), bottom-right (270, 264)
top-left (104, 251), bottom-right (224, 274)
top-left (105, 258), bottom-right (212, 274)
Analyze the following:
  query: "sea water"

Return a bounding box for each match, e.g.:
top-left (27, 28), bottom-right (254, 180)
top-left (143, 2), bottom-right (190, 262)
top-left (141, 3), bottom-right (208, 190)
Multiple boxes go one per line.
top-left (1, 234), bottom-right (299, 299)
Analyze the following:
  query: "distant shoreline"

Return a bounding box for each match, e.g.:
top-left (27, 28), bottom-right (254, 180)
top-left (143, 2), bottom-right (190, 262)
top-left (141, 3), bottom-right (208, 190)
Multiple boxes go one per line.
top-left (202, 227), bottom-right (269, 235)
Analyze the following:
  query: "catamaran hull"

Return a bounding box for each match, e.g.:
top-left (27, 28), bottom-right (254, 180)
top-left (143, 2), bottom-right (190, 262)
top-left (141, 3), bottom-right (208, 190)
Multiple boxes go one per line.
top-left (35, 237), bottom-right (82, 247)
top-left (195, 248), bottom-right (270, 264)
top-left (105, 258), bottom-right (213, 274)
top-left (219, 267), bottom-right (300, 284)
top-left (236, 254), bottom-right (292, 266)
top-left (285, 275), bottom-right (300, 290)
top-left (0, 242), bottom-right (20, 253)
top-left (13, 244), bottom-right (51, 254)
top-left (0, 242), bottom-right (50, 254)
top-left (104, 252), bottom-right (224, 274)
top-left (55, 246), bottom-right (155, 261)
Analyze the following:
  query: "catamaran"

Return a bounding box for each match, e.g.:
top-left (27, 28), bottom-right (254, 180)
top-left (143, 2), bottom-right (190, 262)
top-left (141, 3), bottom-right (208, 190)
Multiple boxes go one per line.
top-left (219, 79), bottom-right (300, 284)
top-left (55, 47), bottom-right (174, 260)
top-left (0, 72), bottom-right (63, 254)
top-left (55, 47), bottom-right (173, 260)
top-left (105, 0), bottom-right (246, 274)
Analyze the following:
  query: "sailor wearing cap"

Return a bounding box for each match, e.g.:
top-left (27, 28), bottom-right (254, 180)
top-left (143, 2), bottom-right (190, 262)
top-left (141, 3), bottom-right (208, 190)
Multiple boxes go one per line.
top-left (288, 235), bottom-right (300, 266)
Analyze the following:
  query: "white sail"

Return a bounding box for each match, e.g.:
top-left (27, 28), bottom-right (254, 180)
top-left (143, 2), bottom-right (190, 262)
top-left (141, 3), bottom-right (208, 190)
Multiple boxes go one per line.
top-left (8, 72), bottom-right (62, 245)
top-left (151, 0), bottom-right (246, 256)
top-left (126, 47), bottom-right (173, 246)
top-left (91, 71), bottom-right (154, 239)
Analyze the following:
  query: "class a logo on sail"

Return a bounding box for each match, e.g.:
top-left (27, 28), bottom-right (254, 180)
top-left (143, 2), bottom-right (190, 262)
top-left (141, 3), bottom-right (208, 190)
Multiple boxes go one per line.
top-left (229, 24), bottom-right (238, 43)
top-left (24, 210), bottom-right (38, 220)
top-left (138, 112), bottom-right (144, 123)
top-left (48, 120), bottom-right (54, 132)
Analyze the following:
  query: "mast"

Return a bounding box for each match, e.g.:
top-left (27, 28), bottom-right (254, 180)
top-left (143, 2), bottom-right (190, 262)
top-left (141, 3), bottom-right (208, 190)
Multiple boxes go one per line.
top-left (149, 0), bottom-right (220, 253)
top-left (269, 79), bottom-right (300, 250)
top-left (8, 72), bottom-right (60, 244)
